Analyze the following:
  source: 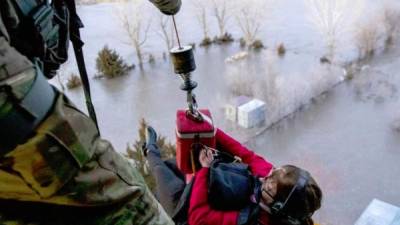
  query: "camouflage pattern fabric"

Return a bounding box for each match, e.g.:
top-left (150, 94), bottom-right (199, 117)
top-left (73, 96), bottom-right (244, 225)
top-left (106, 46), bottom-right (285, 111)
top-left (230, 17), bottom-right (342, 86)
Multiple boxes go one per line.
top-left (0, 37), bottom-right (35, 113)
top-left (149, 0), bottom-right (181, 15)
top-left (0, 3), bottom-right (173, 225)
top-left (0, 37), bottom-right (33, 82)
top-left (0, 91), bottom-right (173, 225)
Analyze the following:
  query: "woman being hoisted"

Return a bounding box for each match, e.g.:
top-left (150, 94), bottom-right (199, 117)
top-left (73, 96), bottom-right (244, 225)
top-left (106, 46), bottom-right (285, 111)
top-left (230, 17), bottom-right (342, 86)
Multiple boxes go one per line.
top-left (142, 126), bottom-right (323, 225)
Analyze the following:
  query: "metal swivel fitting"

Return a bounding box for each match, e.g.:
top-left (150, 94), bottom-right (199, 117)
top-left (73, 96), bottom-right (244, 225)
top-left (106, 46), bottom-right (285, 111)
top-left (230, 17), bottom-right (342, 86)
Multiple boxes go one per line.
top-left (170, 45), bottom-right (196, 73)
top-left (170, 45), bottom-right (203, 122)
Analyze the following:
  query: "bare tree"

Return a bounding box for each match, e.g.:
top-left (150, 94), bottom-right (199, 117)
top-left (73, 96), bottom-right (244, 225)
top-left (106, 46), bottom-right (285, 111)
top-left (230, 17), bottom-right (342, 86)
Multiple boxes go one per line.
top-left (235, 0), bottom-right (272, 48)
top-left (118, 1), bottom-right (151, 69)
top-left (192, 0), bottom-right (212, 46)
top-left (306, 0), bottom-right (364, 61)
top-left (236, 8), bottom-right (261, 46)
top-left (381, 5), bottom-right (400, 48)
top-left (210, 0), bottom-right (235, 44)
top-left (212, 0), bottom-right (228, 37)
top-left (156, 14), bottom-right (175, 51)
top-left (355, 21), bottom-right (379, 60)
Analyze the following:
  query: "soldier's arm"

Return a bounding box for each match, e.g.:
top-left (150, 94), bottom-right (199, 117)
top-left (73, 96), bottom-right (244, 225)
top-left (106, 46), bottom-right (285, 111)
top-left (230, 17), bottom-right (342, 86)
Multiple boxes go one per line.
top-left (0, 7), bottom-right (40, 152)
top-left (149, 0), bottom-right (181, 15)
top-left (0, 5), bottom-right (34, 83)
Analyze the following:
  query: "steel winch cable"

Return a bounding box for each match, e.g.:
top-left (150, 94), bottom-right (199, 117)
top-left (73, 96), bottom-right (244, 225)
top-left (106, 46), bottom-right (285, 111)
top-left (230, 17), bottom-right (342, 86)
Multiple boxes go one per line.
top-left (172, 15), bottom-right (182, 49)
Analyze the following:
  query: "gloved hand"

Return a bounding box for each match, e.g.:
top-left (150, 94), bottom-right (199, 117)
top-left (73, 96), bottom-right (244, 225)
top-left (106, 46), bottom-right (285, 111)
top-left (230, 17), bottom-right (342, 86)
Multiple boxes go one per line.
top-left (149, 0), bottom-right (181, 15)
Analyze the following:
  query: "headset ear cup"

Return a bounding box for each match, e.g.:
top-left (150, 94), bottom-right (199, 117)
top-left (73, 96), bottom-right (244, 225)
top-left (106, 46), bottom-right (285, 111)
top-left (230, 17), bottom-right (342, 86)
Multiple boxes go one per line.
top-left (286, 216), bottom-right (301, 225)
top-left (270, 201), bottom-right (284, 216)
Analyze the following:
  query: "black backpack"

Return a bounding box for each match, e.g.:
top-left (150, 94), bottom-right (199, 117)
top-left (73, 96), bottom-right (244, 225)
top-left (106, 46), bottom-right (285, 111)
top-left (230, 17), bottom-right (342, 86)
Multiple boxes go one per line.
top-left (172, 160), bottom-right (263, 225)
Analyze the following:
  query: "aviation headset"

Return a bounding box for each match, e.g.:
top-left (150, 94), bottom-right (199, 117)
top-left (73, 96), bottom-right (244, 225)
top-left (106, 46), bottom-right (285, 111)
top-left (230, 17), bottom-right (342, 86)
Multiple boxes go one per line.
top-left (268, 169), bottom-right (311, 225)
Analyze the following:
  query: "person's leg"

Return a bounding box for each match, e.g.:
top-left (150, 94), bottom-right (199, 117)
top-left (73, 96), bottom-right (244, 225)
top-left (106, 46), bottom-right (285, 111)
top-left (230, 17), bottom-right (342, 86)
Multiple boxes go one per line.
top-left (145, 127), bottom-right (186, 216)
top-left (164, 158), bottom-right (186, 182)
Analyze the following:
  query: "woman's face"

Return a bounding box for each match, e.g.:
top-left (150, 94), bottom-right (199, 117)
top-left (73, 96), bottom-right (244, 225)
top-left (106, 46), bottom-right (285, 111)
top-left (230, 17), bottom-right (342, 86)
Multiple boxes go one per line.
top-left (260, 167), bottom-right (285, 205)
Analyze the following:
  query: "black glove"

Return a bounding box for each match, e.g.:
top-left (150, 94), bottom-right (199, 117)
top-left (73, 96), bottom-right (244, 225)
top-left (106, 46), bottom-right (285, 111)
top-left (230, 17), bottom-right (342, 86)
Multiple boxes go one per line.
top-left (149, 0), bottom-right (181, 15)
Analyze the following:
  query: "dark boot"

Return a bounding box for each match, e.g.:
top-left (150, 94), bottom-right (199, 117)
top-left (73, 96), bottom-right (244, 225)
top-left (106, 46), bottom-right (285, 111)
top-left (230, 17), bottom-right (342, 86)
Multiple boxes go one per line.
top-left (142, 126), bottom-right (160, 157)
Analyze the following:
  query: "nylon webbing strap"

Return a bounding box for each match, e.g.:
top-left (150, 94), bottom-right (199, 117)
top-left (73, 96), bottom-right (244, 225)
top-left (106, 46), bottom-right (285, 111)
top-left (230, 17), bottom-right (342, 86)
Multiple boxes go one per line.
top-left (13, 0), bottom-right (38, 16)
top-left (199, 111), bottom-right (213, 126)
top-left (71, 40), bottom-right (100, 131)
top-left (65, 0), bottom-right (100, 133)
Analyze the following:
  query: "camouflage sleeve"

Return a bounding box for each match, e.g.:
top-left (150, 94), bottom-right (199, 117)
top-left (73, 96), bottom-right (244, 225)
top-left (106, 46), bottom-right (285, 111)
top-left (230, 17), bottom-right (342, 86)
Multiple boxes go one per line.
top-left (1, 3), bottom-right (173, 225)
top-left (0, 91), bottom-right (174, 224)
top-left (73, 138), bottom-right (175, 225)
top-left (149, 0), bottom-right (181, 15)
top-left (0, 24), bottom-right (34, 115)
top-left (0, 37), bottom-right (34, 82)
top-left (0, 4), bottom-right (33, 82)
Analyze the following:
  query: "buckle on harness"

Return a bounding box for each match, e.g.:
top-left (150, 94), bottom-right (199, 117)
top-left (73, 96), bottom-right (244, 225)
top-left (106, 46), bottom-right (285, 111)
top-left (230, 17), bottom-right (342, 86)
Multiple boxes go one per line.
top-left (0, 66), bottom-right (56, 155)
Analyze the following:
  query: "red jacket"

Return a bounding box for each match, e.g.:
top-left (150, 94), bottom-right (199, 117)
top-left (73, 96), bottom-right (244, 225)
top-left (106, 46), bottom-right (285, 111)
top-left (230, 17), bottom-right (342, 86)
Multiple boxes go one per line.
top-left (188, 129), bottom-right (274, 225)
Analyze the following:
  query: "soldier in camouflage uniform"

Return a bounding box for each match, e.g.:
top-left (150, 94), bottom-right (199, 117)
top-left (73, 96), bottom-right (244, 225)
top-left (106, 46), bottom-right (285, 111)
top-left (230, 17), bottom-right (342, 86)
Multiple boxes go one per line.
top-left (0, 0), bottom-right (180, 224)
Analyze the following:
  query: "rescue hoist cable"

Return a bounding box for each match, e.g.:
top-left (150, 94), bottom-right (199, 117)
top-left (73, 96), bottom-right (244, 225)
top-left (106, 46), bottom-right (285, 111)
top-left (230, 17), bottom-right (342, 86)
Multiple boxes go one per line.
top-left (172, 16), bottom-right (182, 49)
top-left (169, 11), bottom-right (217, 175)
top-left (169, 16), bottom-right (203, 122)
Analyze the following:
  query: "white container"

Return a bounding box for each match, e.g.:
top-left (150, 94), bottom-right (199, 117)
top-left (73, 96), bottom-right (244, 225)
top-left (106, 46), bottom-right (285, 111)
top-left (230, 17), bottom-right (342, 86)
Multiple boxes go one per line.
top-left (238, 99), bottom-right (266, 128)
top-left (354, 199), bottom-right (400, 225)
top-left (225, 96), bottom-right (252, 122)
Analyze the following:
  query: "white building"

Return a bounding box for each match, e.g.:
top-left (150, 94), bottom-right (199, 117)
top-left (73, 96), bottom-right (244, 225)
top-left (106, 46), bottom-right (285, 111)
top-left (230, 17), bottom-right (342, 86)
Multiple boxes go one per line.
top-left (354, 199), bottom-right (400, 225)
top-left (237, 99), bottom-right (266, 128)
top-left (225, 96), bottom-right (252, 122)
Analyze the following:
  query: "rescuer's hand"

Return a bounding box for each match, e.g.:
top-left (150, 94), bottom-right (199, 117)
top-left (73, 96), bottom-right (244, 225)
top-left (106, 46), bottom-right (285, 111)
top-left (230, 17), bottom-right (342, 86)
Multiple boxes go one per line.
top-left (199, 148), bottom-right (214, 168)
top-left (149, 0), bottom-right (181, 15)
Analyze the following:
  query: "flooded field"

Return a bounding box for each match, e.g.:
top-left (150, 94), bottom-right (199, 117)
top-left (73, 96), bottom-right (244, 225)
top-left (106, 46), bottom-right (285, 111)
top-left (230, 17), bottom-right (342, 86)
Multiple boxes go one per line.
top-left (247, 47), bottom-right (400, 224)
